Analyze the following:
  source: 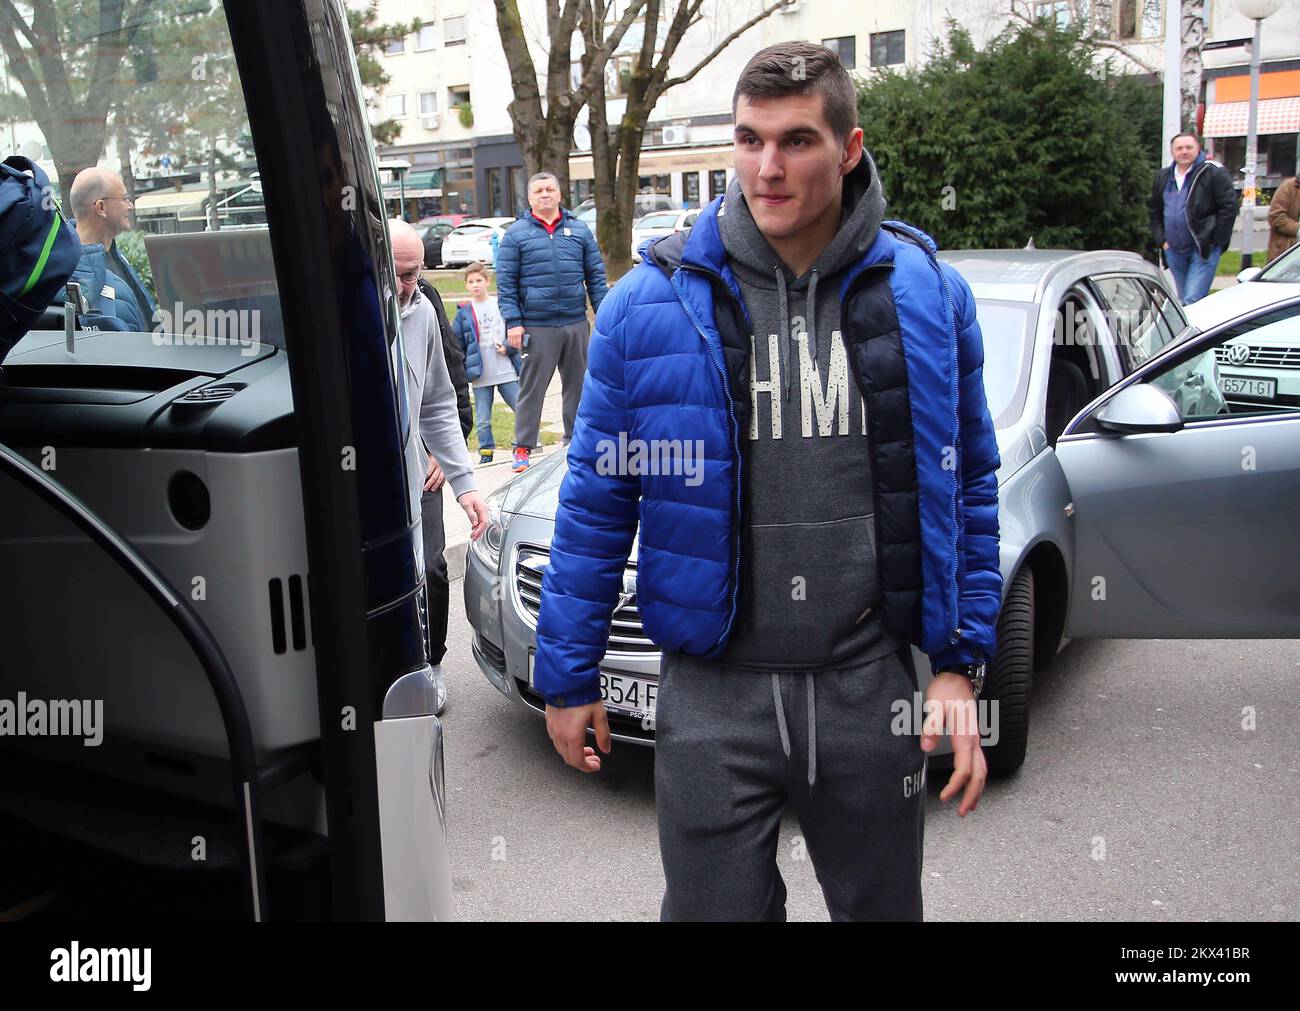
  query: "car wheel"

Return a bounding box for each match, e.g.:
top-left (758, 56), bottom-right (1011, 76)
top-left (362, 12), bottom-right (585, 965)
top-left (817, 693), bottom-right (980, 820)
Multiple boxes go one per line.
top-left (983, 565), bottom-right (1034, 777)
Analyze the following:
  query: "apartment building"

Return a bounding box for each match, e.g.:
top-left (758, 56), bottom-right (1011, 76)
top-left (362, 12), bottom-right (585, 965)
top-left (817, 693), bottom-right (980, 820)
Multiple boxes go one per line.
top-left (365, 0), bottom-right (1298, 221)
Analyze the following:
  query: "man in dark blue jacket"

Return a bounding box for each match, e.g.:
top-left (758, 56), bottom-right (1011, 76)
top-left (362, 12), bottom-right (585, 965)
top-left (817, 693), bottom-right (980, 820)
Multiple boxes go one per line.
top-left (496, 172), bottom-right (607, 472)
top-left (534, 42), bottom-right (1001, 921)
top-left (1147, 133), bottom-right (1237, 305)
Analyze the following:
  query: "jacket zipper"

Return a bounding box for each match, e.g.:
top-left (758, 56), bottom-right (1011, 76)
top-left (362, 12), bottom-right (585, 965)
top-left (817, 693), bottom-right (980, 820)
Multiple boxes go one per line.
top-left (1183, 163), bottom-right (1206, 258)
top-left (672, 266), bottom-right (743, 647)
top-left (928, 255), bottom-right (964, 646)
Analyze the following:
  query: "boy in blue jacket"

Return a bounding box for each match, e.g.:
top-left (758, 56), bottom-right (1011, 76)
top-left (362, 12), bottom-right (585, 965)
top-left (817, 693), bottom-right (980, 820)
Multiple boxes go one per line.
top-left (452, 261), bottom-right (522, 464)
top-left (533, 42), bottom-right (1001, 921)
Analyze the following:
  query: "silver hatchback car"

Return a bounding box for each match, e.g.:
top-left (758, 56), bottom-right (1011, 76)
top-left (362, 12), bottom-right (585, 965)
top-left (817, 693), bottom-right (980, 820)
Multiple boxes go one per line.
top-left (464, 250), bottom-right (1300, 775)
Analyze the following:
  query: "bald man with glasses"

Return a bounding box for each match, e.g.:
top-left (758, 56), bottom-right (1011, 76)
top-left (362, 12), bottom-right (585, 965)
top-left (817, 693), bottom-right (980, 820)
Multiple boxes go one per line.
top-left (68, 167), bottom-right (155, 331)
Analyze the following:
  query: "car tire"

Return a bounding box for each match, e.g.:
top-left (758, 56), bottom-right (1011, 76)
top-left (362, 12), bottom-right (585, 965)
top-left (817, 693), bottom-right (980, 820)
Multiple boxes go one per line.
top-left (983, 565), bottom-right (1034, 777)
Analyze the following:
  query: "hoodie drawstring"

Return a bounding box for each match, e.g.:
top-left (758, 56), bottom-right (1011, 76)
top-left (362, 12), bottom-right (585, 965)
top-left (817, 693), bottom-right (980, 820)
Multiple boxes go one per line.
top-left (777, 267), bottom-right (820, 402)
top-left (771, 672), bottom-right (818, 788)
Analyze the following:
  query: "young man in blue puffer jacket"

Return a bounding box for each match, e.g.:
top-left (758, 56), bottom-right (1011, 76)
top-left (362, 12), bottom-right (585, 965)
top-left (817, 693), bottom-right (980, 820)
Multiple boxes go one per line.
top-left (534, 42), bottom-right (1002, 921)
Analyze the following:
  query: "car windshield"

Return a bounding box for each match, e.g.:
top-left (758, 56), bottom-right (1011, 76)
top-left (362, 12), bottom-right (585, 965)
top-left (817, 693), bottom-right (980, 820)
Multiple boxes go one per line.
top-left (454, 225), bottom-right (490, 236)
top-left (973, 300), bottom-right (1035, 429)
top-left (1257, 242), bottom-right (1300, 282)
top-left (4, 1), bottom-right (287, 347)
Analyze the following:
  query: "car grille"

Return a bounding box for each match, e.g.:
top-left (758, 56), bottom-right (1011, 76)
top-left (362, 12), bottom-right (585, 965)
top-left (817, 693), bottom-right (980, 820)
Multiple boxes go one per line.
top-left (515, 547), bottom-right (659, 654)
top-left (1215, 343), bottom-right (1300, 370)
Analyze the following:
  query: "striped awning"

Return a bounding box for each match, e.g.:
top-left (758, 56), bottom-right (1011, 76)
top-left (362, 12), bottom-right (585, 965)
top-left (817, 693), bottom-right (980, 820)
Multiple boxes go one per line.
top-left (1203, 97), bottom-right (1300, 138)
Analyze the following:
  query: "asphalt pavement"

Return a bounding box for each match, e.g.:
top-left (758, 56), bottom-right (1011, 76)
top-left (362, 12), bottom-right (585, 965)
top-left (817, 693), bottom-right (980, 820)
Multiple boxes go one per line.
top-left (437, 583), bottom-right (1299, 922)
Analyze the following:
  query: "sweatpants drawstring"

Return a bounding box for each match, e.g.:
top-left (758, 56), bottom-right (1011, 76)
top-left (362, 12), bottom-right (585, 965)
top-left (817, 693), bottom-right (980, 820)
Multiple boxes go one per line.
top-left (771, 672), bottom-right (818, 789)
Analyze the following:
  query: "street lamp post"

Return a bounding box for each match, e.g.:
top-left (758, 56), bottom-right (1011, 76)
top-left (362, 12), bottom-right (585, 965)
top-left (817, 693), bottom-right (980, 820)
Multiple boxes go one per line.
top-left (1235, 0), bottom-right (1284, 270)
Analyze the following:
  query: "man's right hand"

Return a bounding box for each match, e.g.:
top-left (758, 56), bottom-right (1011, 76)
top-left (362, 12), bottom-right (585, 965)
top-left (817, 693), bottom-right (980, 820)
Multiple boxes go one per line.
top-left (545, 701), bottom-right (611, 773)
top-left (507, 325), bottom-right (525, 350)
top-left (1162, 241), bottom-right (1169, 250)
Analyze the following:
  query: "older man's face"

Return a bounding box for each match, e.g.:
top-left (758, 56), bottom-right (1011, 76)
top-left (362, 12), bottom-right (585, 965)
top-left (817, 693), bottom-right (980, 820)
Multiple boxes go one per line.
top-left (528, 177), bottom-right (560, 218)
top-left (97, 175), bottom-right (134, 236)
top-left (392, 240), bottom-right (424, 306)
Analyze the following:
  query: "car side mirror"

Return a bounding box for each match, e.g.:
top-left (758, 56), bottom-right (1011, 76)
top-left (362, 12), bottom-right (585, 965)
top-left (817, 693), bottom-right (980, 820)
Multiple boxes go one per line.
top-left (1095, 383), bottom-right (1183, 435)
top-left (1236, 267), bottom-right (1262, 283)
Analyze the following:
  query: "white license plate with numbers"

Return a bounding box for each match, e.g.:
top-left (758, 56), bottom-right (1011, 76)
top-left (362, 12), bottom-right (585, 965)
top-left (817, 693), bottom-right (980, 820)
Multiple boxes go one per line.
top-left (1219, 374), bottom-right (1276, 399)
top-left (528, 653), bottom-right (658, 718)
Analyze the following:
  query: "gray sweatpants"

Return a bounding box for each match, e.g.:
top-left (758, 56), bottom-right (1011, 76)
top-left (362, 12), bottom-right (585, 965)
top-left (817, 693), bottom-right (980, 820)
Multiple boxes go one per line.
top-left (512, 320), bottom-right (589, 449)
top-left (654, 647), bottom-right (926, 921)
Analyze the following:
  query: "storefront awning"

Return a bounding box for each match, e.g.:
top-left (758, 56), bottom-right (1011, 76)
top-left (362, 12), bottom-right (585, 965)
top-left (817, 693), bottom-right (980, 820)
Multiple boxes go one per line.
top-left (133, 189), bottom-right (208, 213)
top-left (568, 143), bottom-right (734, 181)
top-left (1203, 97), bottom-right (1300, 137)
top-left (382, 169), bottom-right (442, 199)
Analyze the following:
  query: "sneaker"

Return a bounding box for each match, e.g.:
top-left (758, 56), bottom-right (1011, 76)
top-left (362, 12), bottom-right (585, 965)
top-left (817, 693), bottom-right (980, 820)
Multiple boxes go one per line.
top-left (479, 449), bottom-right (494, 465)
top-left (512, 446), bottom-right (530, 472)
top-left (429, 664), bottom-right (446, 716)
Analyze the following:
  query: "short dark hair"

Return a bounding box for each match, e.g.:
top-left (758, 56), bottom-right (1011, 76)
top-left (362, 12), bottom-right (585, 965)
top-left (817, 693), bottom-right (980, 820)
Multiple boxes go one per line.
top-left (464, 261), bottom-right (488, 281)
top-left (1171, 131), bottom-right (1201, 147)
top-left (732, 42), bottom-right (858, 141)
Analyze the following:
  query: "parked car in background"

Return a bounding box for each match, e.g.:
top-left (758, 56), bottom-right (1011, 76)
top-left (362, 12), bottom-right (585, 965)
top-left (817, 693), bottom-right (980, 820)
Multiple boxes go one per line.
top-left (439, 217), bottom-right (513, 268)
top-left (630, 209), bottom-right (699, 262)
top-left (462, 248), bottom-right (1266, 777)
top-left (415, 214), bottom-right (467, 268)
top-left (1182, 240), bottom-right (1300, 413)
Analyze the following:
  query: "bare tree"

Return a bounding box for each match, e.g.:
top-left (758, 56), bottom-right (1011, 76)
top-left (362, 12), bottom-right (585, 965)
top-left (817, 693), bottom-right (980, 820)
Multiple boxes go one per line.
top-left (491, 0), bottom-right (647, 201)
top-left (0, 0), bottom-right (147, 196)
top-left (581, 0), bottom-right (792, 280)
top-left (1009, 0), bottom-right (1160, 75)
top-left (1179, 0), bottom-right (1205, 131)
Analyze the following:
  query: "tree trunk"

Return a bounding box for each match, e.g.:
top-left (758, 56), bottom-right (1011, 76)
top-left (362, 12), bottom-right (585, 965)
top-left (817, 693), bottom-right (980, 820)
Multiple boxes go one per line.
top-left (1179, 0), bottom-right (1205, 133)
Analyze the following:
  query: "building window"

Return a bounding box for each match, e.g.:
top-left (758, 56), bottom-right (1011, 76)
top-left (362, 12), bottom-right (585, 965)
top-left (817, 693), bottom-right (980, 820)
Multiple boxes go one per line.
top-left (870, 30), bottom-right (905, 67)
top-left (385, 36), bottom-right (406, 56)
top-left (684, 171), bottom-right (700, 207)
top-left (823, 36), bottom-right (856, 69)
top-left (419, 92), bottom-right (438, 116)
top-left (709, 169), bottom-right (727, 201)
top-left (444, 16), bottom-right (466, 46)
top-left (604, 55), bottom-right (636, 98)
top-left (415, 23), bottom-right (436, 50)
top-left (487, 168), bottom-right (505, 217)
top-left (1115, 0), bottom-right (1162, 40)
top-left (386, 93), bottom-right (407, 118)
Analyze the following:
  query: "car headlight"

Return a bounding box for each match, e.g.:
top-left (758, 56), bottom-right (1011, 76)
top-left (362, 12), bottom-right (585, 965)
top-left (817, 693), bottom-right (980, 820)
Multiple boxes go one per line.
top-left (469, 487), bottom-right (510, 570)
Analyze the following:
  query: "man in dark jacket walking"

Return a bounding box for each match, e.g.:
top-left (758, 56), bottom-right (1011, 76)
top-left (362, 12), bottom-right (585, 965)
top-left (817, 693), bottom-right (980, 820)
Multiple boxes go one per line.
top-left (1148, 133), bottom-right (1238, 305)
top-left (534, 43), bottom-right (999, 922)
top-left (496, 172), bottom-right (607, 472)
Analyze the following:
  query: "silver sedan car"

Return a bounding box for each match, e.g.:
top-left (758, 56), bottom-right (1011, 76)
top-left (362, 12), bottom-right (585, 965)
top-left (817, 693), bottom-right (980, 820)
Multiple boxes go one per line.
top-left (464, 250), bottom-right (1300, 775)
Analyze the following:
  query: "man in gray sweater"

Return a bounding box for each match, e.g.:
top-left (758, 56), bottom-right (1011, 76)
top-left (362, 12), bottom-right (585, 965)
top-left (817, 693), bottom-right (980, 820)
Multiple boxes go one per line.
top-left (392, 219), bottom-right (487, 714)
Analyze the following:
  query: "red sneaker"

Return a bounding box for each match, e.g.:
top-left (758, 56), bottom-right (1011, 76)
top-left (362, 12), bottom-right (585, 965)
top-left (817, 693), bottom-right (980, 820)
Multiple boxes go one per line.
top-left (512, 446), bottom-right (531, 473)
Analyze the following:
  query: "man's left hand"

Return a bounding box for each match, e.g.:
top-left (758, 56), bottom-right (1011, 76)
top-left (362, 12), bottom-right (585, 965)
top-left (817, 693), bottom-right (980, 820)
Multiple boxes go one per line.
top-left (921, 671), bottom-right (987, 817)
top-left (424, 458), bottom-right (445, 493)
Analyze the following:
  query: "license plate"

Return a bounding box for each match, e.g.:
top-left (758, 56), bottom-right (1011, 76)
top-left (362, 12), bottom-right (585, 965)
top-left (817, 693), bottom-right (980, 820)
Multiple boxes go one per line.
top-left (1219, 374), bottom-right (1276, 399)
top-left (528, 653), bottom-right (658, 718)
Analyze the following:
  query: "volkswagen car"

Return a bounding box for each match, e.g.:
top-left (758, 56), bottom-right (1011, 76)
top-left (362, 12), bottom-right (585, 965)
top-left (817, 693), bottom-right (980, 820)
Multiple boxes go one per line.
top-left (1183, 240), bottom-right (1300, 413)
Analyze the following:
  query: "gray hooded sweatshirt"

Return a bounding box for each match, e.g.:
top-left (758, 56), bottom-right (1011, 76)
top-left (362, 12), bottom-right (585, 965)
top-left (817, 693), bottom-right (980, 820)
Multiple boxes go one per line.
top-left (716, 153), bottom-right (904, 671)
top-left (400, 285), bottom-right (476, 499)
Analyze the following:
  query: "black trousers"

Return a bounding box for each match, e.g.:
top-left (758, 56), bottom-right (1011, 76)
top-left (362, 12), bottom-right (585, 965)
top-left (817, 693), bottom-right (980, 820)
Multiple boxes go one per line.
top-left (420, 486), bottom-right (449, 666)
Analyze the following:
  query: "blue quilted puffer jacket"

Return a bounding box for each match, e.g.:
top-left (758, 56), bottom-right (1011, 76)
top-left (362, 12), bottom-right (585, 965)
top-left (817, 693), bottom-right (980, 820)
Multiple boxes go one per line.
top-left (69, 240), bottom-right (156, 332)
top-left (495, 207), bottom-right (608, 329)
top-left (532, 197), bottom-right (1001, 707)
top-left (451, 301), bottom-right (523, 381)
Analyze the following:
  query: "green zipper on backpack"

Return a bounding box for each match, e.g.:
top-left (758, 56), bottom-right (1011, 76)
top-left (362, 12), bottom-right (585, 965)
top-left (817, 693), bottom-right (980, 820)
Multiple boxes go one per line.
top-left (18, 213), bottom-right (64, 298)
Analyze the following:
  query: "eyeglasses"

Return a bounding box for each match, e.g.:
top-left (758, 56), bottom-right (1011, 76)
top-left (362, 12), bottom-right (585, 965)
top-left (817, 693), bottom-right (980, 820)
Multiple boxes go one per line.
top-left (397, 268), bottom-right (422, 284)
top-left (101, 193), bottom-right (134, 205)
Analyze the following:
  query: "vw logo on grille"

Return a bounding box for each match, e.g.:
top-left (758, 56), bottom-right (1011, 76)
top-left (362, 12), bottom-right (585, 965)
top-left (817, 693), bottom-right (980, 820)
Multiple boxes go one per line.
top-left (1226, 343), bottom-right (1251, 365)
